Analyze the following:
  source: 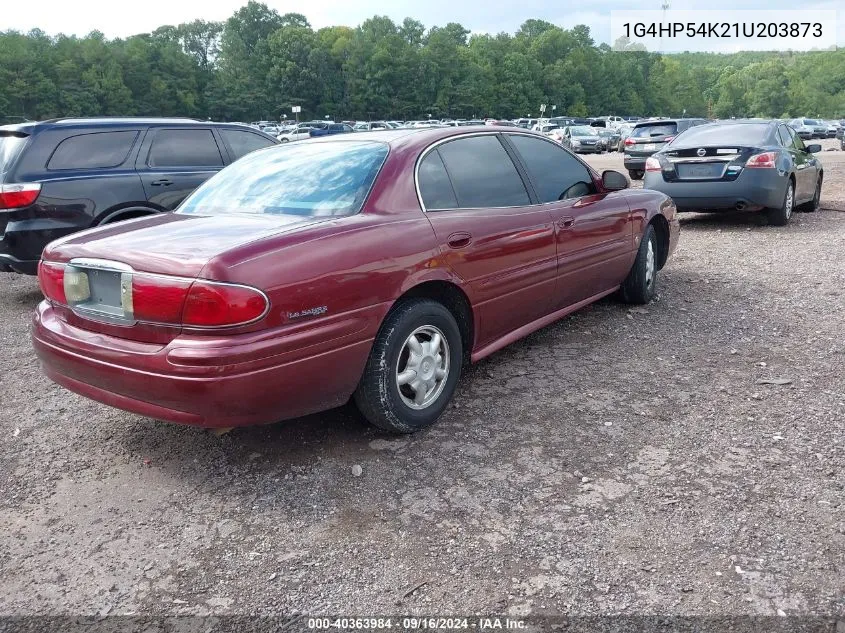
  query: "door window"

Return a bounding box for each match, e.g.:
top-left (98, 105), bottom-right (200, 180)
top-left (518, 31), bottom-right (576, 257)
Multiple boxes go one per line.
top-left (147, 129), bottom-right (223, 167)
top-left (507, 134), bottom-right (594, 202)
top-left (436, 135), bottom-right (529, 208)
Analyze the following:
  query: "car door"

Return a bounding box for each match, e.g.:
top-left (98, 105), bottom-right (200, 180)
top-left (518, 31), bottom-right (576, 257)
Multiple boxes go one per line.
top-left (503, 133), bottom-right (633, 310)
top-left (417, 134), bottom-right (557, 347)
top-left (782, 125), bottom-right (814, 202)
top-left (137, 127), bottom-right (225, 210)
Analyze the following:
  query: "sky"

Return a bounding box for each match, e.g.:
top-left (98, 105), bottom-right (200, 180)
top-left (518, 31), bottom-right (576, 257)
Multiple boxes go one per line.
top-left (4, 0), bottom-right (842, 48)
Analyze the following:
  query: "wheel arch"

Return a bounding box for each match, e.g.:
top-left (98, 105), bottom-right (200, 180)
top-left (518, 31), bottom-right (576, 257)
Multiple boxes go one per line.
top-left (392, 280), bottom-right (475, 365)
top-left (648, 214), bottom-right (670, 270)
top-left (95, 204), bottom-right (164, 226)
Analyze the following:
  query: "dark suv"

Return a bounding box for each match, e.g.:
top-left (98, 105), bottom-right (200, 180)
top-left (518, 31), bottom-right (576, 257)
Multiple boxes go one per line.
top-left (0, 118), bottom-right (278, 274)
top-left (623, 118), bottom-right (708, 180)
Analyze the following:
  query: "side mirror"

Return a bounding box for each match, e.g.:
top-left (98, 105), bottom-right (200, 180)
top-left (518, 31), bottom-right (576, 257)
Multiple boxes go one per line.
top-left (806, 144), bottom-right (821, 153)
top-left (602, 169), bottom-right (629, 191)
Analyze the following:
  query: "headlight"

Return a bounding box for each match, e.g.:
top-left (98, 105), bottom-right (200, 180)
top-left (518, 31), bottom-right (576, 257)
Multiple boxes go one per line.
top-left (572, 140), bottom-right (581, 146)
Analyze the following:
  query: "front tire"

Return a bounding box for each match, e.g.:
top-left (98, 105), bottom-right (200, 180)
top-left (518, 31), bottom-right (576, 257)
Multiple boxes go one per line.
top-left (628, 169), bottom-right (644, 180)
top-left (620, 225), bottom-right (658, 305)
top-left (767, 180), bottom-right (794, 226)
top-left (354, 299), bottom-right (462, 434)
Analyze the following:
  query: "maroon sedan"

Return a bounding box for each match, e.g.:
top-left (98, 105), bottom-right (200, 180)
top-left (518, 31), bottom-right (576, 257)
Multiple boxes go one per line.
top-left (33, 127), bottom-right (679, 433)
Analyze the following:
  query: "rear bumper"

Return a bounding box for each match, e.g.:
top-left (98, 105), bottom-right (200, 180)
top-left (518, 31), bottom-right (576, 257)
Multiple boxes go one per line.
top-left (642, 169), bottom-right (787, 212)
top-left (0, 253), bottom-right (38, 274)
top-left (624, 155), bottom-right (649, 170)
top-left (32, 301), bottom-right (379, 428)
top-left (1, 214), bottom-right (87, 275)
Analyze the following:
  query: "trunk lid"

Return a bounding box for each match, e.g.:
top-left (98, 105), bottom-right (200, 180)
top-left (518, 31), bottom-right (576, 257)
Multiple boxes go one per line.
top-left (44, 212), bottom-right (329, 277)
top-left (41, 212), bottom-right (331, 344)
top-left (656, 145), bottom-right (761, 182)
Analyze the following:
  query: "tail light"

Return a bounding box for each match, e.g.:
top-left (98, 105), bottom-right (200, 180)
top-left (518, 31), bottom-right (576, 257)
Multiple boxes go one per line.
top-left (38, 261), bottom-right (67, 304)
top-left (624, 137), bottom-right (636, 146)
top-left (0, 183), bottom-right (41, 209)
top-left (181, 281), bottom-right (268, 327)
top-left (38, 261), bottom-right (268, 328)
top-left (746, 152), bottom-right (777, 169)
top-left (645, 157), bottom-right (662, 172)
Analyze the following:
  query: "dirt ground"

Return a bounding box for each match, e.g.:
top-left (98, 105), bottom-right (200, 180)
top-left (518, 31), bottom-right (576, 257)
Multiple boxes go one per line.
top-left (0, 140), bottom-right (843, 620)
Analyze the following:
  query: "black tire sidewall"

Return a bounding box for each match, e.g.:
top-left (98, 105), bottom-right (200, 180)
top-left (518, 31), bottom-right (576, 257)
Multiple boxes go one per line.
top-left (769, 181), bottom-right (793, 225)
top-left (358, 301), bottom-right (462, 433)
top-left (621, 224), bottom-right (657, 304)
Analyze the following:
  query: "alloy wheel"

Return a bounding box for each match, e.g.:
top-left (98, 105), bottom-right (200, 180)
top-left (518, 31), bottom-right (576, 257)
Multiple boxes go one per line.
top-left (395, 325), bottom-right (450, 410)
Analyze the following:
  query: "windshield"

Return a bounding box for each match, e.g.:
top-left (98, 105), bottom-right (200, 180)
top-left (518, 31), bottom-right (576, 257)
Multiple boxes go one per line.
top-left (0, 133), bottom-right (27, 182)
top-left (179, 141), bottom-right (388, 218)
top-left (803, 119), bottom-right (820, 125)
top-left (570, 126), bottom-right (597, 136)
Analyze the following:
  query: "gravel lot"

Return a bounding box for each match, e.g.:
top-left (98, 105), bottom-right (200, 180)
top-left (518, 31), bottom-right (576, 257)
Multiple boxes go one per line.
top-left (1, 140), bottom-right (843, 620)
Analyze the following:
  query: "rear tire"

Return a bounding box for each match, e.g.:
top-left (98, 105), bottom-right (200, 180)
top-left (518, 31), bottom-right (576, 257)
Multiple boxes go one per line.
top-left (799, 176), bottom-right (821, 212)
top-left (354, 299), bottom-right (462, 434)
top-left (628, 169), bottom-right (644, 180)
top-left (766, 180), bottom-right (794, 226)
top-left (620, 225), bottom-right (658, 305)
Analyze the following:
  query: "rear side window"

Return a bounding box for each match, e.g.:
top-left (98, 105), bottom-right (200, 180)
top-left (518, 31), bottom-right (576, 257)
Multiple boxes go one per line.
top-left (437, 135), bottom-right (529, 208)
top-left (508, 135), bottom-right (594, 203)
top-left (0, 134), bottom-right (28, 180)
top-left (418, 150), bottom-right (458, 210)
top-left (220, 129), bottom-right (276, 161)
top-left (147, 129), bottom-right (223, 168)
top-left (632, 123), bottom-right (677, 138)
top-left (48, 131), bottom-right (137, 170)
top-left (777, 125), bottom-right (793, 147)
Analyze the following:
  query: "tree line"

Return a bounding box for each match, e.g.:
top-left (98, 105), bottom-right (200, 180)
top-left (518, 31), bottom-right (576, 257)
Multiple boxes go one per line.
top-left (1, 1), bottom-right (843, 124)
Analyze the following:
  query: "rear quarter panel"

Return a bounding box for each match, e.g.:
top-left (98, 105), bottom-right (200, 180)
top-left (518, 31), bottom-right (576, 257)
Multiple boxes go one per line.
top-left (190, 138), bottom-right (449, 394)
top-left (621, 188), bottom-right (678, 259)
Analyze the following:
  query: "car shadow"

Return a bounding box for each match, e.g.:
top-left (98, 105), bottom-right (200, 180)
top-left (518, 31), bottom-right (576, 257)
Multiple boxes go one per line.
top-left (678, 210), bottom-right (769, 229)
top-left (112, 400), bottom-right (394, 480)
top-left (13, 287), bottom-right (44, 306)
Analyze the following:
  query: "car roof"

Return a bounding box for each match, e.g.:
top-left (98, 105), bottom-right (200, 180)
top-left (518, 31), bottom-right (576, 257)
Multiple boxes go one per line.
top-left (0, 118), bottom-right (267, 133)
top-left (300, 125), bottom-right (550, 152)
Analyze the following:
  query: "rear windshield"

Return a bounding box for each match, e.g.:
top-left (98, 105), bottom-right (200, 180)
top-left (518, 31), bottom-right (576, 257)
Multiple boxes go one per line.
top-left (178, 141), bottom-right (388, 218)
top-left (803, 119), bottom-right (820, 125)
top-left (0, 133), bottom-right (27, 181)
top-left (632, 123), bottom-right (677, 138)
top-left (670, 123), bottom-right (770, 147)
